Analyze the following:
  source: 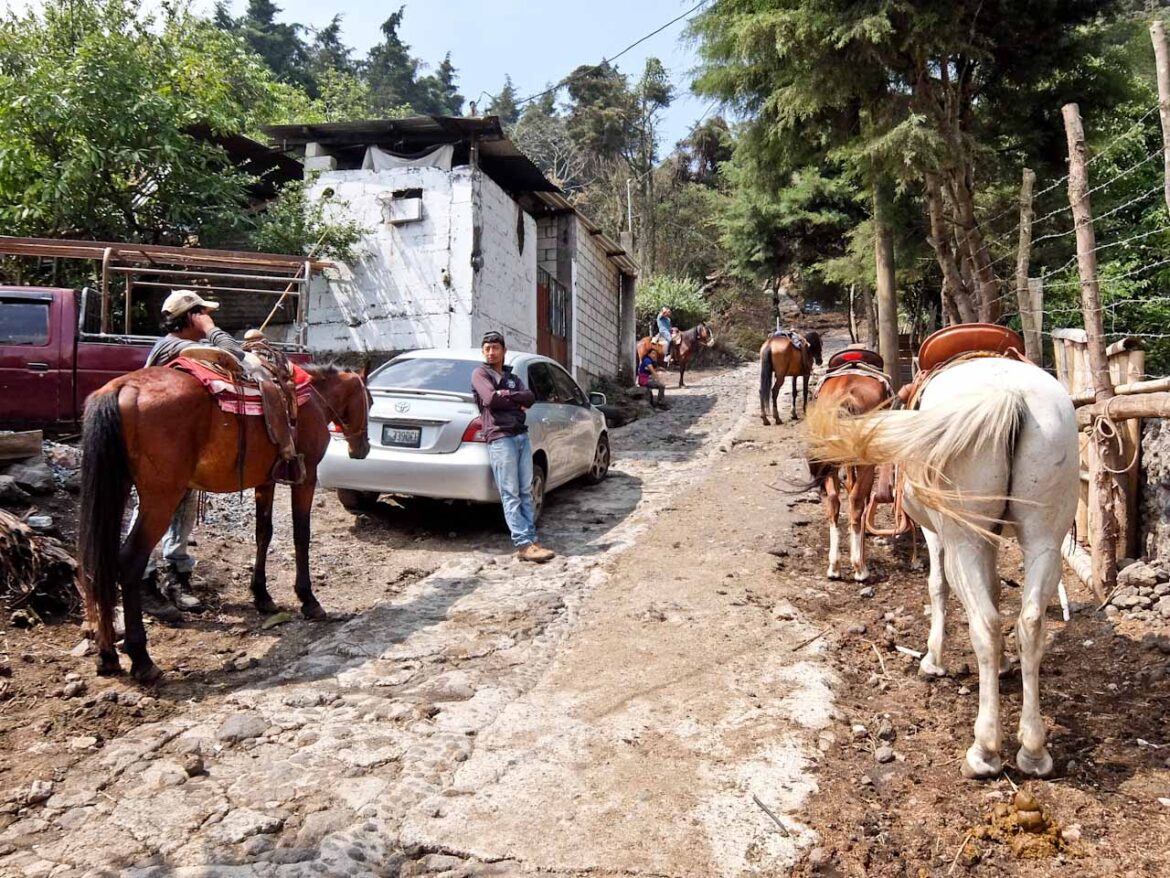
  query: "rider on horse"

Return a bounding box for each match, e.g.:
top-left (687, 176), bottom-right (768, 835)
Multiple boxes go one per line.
top-left (655, 306), bottom-right (679, 366)
top-left (134, 290), bottom-right (244, 621)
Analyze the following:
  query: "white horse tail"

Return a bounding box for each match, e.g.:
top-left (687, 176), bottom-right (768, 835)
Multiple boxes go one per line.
top-left (806, 386), bottom-right (1028, 536)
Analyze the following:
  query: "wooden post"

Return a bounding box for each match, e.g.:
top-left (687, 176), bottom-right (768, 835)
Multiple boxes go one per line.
top-left (1063, 102), bottom-right (1121, 602)
top-left (1151, 21), bottom-right (1170, 218)
top-left (874, 183), bottom-right (901, 391)
top-left (1014, 168), bottom-right (1039, 361)
top-left (1027, 278), bottom-right (1044, 367)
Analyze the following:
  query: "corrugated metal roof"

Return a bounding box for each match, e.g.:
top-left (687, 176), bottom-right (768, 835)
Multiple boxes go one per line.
top-left (262, 115), bottom-right (638, 276)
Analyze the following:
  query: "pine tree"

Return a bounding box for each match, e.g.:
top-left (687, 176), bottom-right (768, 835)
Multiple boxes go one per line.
top-left (488, 75), bottom-right (520, 127)
top-left (364, 7), bottom-right (420, 115)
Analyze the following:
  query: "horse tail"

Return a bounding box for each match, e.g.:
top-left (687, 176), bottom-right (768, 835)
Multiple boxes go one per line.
top-left (78, 388), bottom-right (133, 651)
top-left (758, 340), bottom-right (774, 404)
top-left (806, 386), bottom-right (1027, 537)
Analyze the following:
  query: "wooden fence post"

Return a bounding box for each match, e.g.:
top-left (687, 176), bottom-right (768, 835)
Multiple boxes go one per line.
top-left (1151, 21), bottom-right (1170, 217)
top-left (1015, 168), bottom-right (1039, 362)
top-left (1027, 277), bottom-right (1044, 367)
top-left (1063, 102), bottom-right (1122, 602)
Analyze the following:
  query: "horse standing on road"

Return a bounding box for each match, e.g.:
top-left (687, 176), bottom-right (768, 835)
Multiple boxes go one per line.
top-left (807, 356), bottom-right (1078, 779)
top-left (77, 363), bottom-right (371, 684)
top-left (636, 323), bottom-right (715, 388)
top-left (759, 331), bottom-right (822, 424)
top-left (806, 356), bottom-right (891, 582)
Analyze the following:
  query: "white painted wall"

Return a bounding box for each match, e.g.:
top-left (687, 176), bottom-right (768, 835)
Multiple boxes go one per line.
top-left (572, 216), bottom-right (622, 385)
top-left (303, 165), bottom-right (537, 356)
top-left (470, 172), bottom-right (537, 354)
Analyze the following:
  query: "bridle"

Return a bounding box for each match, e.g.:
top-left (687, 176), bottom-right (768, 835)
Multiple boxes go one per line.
top-left (309, 378), bottom-right (369, 445)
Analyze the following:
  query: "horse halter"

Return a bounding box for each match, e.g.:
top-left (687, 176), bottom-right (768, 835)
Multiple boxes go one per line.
top-left (309, 380), bottom-right (368, 445)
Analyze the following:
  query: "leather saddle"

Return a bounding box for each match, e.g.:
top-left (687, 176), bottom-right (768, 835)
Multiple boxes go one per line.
top-left (826, 346), bottom-right (884, 371)
top-left (897, 323), bottom-right (1028, 408)
top-left (178, 338), bottom-right (305, 485)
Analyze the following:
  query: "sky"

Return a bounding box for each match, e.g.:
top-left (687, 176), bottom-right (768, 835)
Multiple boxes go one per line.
top-left (3, 0), bottom-right (716, 151)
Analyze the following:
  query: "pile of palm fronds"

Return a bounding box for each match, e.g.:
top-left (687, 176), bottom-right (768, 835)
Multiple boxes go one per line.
top-left (0, 509), bottom-right (77, 615)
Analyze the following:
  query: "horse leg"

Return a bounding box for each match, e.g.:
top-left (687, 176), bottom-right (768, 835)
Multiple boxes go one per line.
top-left (941, 528), bottom-right (1004, 778)
top-left (918, 527), bottom-right (949, 678)
top-left (771, 378), bottom-right (782, 424)
top-left (118, 493), bottom-right (183, 684)
top-left (1012, 536), bottom-right (1062, 777)
top-left (251, 482), bottom-right (279, 615)
top-left (823, 472), bottom-right (842, 580)
top-left (291, 480), bottom-right (327, 620)
top-left (790, 375), bottom-right (798, 420)
top-left (847, 466), bottom-right (874, 582)
top-left (678, 360), bottom-right (686, 388)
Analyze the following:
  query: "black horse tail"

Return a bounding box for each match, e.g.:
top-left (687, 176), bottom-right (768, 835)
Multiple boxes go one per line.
top-left (759, 339), bottom-right (774, 405)
top-left (78, 389), bottom-right (132, 654)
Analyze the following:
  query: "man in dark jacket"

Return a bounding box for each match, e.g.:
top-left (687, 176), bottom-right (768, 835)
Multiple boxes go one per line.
top-left (471, 331), bottom-right (555, 563)
top-left (134, 290), bottom-right (247, 621)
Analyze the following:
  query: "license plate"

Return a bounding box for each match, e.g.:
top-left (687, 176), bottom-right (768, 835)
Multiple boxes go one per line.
top-left (382, 425), bottom-right (421, 448)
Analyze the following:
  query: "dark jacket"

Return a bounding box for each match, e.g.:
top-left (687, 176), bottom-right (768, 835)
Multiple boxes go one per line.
top-left (471, 364), bottom-right (536, 442)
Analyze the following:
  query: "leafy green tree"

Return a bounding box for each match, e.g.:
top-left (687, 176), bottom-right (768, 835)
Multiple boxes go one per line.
top-left (488, 75), bottom-right (520, 127)
top-left (252, 178), bottom-right (368, 261)
top-left (0, 0), bottom-right (283, 246)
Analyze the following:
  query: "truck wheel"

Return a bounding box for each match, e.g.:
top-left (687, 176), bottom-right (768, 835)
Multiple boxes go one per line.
top-left (336, 489), bottom-right (379, 514)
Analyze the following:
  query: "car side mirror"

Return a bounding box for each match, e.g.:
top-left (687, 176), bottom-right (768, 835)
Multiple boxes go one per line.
top-left (589, 392), bottom-right (607, 407)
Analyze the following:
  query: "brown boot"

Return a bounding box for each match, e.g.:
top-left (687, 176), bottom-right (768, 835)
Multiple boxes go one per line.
top-left (518, 544), bottom-right (552, 563)
top-left (532, 543), bottom-right (556, 561)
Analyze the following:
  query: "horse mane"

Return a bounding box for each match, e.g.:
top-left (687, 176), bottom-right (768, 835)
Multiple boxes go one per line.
top-left (302, 362), bottom-right (346, 380)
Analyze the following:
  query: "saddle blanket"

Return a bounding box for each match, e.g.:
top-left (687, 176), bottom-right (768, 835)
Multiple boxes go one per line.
top-left (771, 329), bottom-right (803, 349)
top-left (169, 356), bottom-right (312, 416)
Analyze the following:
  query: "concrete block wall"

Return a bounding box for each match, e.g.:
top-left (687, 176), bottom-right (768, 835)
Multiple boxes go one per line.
top-left (471, 172), bottom-right (537, 353)
top-left (302, 166), bottom-right (474, 355)
top-left (572, 217), bottom-right (623, 385)
top-left (536, 217), bottom-right (559, 277)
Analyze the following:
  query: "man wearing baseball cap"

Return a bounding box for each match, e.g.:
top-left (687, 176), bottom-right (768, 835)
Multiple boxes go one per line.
top-left (471, 331), bottom-right (555, 563)
top-left (133, 290), bottom-right (248, 622)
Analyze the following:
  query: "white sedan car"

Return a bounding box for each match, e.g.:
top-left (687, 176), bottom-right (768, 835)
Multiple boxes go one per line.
top-left (319, 349), bottom-right (611, 519)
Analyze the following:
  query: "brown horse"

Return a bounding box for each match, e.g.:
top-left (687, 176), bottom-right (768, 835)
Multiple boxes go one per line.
top-left (636, 323), bottom-right (715, 387)
top-left (806, 367), bottom-right (891, 581)
top-left (77, 363), bottom-right (371, 684)
top-left (758, 331), bottom-right (822, 424)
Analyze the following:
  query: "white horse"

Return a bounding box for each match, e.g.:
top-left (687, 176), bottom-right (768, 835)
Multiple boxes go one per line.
top-left (808, 357), bottom-right (1078, 779)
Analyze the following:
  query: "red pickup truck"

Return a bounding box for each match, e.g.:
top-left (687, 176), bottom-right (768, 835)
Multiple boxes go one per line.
top-left (0, 286), bottom-right (309, 429)
top-left (0, 286), bottom-right (153, 428)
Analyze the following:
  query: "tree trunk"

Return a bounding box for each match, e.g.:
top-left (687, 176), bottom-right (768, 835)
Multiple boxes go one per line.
top-left (948, 171), bottom-right (1001, 321)
top-left (925, 173), bottom-right (978, 323)
top-left (873, 183), bottom-right (901, 391)
top-left (860, 284), bottom-right (878, 349)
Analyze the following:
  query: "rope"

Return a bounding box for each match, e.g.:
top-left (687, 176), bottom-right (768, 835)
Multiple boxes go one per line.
top-left (1090, 396), bottom-right (1141, 475)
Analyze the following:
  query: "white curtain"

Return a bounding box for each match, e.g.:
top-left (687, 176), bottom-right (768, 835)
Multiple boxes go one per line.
top-left (361, 144), bottom-right (455, 172)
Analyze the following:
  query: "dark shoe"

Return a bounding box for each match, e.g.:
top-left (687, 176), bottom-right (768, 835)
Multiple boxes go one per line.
top-left (141, 586), bottom-right (183, 624)
top-left (165, 569), bottom-right (204, 612)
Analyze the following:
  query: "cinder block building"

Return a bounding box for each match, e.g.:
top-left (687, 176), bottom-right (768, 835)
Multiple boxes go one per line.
top-left (263, 116), bottom-right (639, 385)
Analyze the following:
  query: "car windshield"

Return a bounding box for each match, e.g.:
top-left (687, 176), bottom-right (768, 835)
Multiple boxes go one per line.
top-left (370, 357), bottom-right (480, 394)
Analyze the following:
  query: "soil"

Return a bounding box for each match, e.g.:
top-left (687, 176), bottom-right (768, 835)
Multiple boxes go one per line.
top-left (1, 320), bottom-right (1169, 876)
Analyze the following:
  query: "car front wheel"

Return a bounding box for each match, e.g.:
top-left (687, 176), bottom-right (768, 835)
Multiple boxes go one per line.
top-left (531, 462), bottom-right (547, 524)
top-left (584, 434), bottom-right (611, 484)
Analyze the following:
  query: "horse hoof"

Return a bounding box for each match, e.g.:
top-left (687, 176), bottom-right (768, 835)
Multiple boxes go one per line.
top-left (95, 654), bottom-right (123, 677)
top-left (853, 570), bottom-right (870, 583)
top-left (131, 662), bottom-right (163, 686)
top-left (960, 747), bottom-right (1003, 780)
top-left (918, 656), bottom-right (947, 678)
top-left (254, 597), bottom-right (279, 615)
top-left (1015, 747), bottom-right (1054, 778)
top-left (302, 603), bottom-right (328, 621)
top-left (826, 569), bottom-right (841, 581)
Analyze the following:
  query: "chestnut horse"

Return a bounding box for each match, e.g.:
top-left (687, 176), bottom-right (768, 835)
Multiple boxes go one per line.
top-left (77, 363), bottom-right (371, 684)
top-left (758, 331), bottom-right (822, 424)
top-left (636, 323), bottom-right (715, 387)
top-left (806, 370), bottom-right (890, 581)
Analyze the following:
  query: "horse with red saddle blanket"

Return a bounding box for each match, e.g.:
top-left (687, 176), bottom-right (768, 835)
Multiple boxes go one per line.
top-left (77, 346), bottom-right (371, 684)
top-left (805, 346), bottom-right (892, 581)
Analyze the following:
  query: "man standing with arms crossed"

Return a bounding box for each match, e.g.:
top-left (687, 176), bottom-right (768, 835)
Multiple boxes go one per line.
top-left (471, 331), bottom-right (555, 563)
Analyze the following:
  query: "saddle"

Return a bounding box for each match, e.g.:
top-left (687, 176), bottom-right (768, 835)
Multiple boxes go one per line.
top-left (897, 323), bottom-right (1027, 409)
top-left (826, 346), bottom-right (884, 371)
top-left (771, 329), bottom-right (804, 349)
top-left (170, 337), bottom-right (310, 485)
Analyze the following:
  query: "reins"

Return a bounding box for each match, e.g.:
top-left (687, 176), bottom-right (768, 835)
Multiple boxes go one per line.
top-left (308, 378), bottom-right (367, 444)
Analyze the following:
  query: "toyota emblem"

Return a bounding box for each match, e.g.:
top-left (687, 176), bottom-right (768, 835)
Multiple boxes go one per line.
top-left (394, 401), bottom-right (410, 413)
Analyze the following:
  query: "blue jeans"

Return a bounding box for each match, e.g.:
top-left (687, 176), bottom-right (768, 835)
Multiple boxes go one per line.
top-left (488, 433), bottom-right (538, 548)
top-left (126, 490), bottom-right (198, 576)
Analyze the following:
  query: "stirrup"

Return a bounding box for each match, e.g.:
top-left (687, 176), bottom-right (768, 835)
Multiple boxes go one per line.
top-left (271, 454), bottom-right (306, 486)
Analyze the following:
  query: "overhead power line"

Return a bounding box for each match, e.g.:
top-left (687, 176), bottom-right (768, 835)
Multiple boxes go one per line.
top-left (514, 0), bottom-right (712, 108)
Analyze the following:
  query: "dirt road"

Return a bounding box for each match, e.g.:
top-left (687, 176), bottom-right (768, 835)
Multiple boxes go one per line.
top-left (4, 344), bottom-right (1168, 877)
